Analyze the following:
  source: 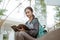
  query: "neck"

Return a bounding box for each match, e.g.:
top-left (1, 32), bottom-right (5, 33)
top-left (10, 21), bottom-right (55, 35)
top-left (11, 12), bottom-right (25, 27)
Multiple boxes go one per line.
top-left (29, 16), bottom-right (33, 22)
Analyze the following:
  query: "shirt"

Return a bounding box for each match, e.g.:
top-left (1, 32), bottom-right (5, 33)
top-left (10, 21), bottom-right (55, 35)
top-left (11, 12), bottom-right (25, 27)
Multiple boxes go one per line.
top-left (25, 18), bottom-right (39, 38)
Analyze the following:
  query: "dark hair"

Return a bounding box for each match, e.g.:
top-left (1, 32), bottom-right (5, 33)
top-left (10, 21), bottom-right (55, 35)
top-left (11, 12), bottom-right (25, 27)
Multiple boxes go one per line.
top-left (24, 7), bottom-right (33, 12)
top-left (25, 7), bottom-right (35, 19)
top-left (17, 24), bottom-right (29, 30)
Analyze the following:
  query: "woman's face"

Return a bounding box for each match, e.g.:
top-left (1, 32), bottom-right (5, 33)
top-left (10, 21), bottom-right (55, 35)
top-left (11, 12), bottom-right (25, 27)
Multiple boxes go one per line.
top-left (25, 9), bottom-right (33, 18)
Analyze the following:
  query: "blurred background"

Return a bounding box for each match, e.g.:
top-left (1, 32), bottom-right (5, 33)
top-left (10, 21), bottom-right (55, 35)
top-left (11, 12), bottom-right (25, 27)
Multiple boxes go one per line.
top-left (0, 0), bottom-right (60, 40)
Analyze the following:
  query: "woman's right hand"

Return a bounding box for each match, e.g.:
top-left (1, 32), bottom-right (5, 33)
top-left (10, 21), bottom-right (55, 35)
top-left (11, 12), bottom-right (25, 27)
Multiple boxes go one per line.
top-left (17, 28), bottom-right (25, 31)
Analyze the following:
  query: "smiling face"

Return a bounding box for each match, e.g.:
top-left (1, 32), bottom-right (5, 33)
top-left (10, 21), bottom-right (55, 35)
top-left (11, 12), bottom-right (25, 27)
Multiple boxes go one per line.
top-left (25, 7), bottom-right (33, 18)
top-left (25, 9), bottom-right (33, 18)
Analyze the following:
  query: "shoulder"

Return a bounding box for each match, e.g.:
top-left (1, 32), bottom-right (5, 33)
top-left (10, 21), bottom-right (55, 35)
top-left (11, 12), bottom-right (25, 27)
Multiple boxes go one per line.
top-left (33, 18), bottom-right (38, 22)
top-left (32, 18), bottom-right (39, 24)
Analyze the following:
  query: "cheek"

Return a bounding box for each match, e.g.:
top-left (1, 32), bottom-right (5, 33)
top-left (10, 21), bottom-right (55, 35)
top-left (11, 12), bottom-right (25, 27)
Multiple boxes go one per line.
top-left (30, 13), bottom-right (33, 16)
top-left (26, 13), bottom-right (30, 16)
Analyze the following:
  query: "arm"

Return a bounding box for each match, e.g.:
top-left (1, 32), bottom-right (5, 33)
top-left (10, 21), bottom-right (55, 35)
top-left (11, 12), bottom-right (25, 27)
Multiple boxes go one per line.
top-left (30, 18), bottom-right (39, 37)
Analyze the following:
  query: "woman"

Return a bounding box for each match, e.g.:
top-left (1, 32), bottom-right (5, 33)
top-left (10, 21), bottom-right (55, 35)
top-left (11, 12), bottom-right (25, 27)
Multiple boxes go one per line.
top-left (13, 7), bottom-right (39, 40)
top-left (25, 7), bottom-right (39, 38)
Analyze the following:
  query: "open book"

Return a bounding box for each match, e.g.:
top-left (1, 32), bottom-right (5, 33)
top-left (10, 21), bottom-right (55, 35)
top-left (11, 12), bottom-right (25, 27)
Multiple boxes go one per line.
top-left (17, 24), bottom-right (30, 30)
top-left (11, 24), bottom-right (30, 32)
top-left (11, 25), bottom-right (19, 32)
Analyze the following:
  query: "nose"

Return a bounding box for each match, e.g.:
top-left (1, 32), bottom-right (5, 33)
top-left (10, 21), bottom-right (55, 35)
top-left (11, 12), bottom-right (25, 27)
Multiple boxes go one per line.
top-left (26, 12), bottom-right (29, 16)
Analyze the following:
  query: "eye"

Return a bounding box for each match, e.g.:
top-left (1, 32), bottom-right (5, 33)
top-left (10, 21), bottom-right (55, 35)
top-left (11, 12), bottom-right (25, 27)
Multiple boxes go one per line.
top-left (26, 11), bottom-right (29, 14)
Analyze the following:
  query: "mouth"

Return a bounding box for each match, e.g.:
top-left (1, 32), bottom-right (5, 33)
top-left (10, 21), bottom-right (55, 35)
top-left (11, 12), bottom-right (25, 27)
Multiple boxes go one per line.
top-left (27, 15), bottom-right (30, 18)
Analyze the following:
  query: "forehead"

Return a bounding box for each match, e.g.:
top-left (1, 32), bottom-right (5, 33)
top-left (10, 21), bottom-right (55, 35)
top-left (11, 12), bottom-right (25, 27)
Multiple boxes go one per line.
top-left (25, 9), bottom-right (31, 12)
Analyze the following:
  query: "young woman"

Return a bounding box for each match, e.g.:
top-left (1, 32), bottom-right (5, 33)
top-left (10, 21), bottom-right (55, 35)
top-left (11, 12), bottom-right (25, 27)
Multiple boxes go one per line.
top-left (12, 7), bottom-right (39, 40)
top-left (25, 7), bottom-right (39, 38)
